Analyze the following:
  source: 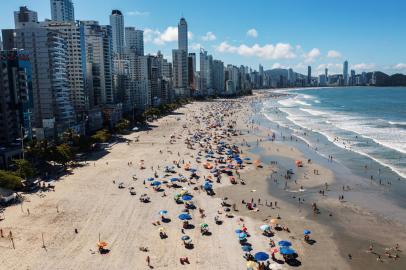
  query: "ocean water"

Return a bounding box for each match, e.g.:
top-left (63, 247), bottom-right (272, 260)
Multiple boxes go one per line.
top-left (262, 87), bottom-right (406, 180)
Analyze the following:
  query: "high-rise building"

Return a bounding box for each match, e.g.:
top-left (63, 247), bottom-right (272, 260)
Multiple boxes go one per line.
top-left (307, 66), bottom-right (312, 85)
top-left (14, 6), bottom-right (38, 29)
top-left (172, 49), bottom-right (188, 96)
top-left (259, 64), bottom-right (264, 87)
top-left (212, 59), bottom-right (225, 94)
top-left (113, 55), bottom-right (131, 112)
top-left (50, 0), bottom-right (75, 22)
top-left (287, 68), bottom-right (295, 85)
top-left (178, 17), bottom-right (188, 53)
top-left (80, 21), bottom-right (114, 107)
top-left (188, 53), bottom-right (196, 91)
top-left (110, 10), bottom-right (125, 54)
top-left (343, 60), bottom-right (349, 86)
top-left (14, 23), bottom-right (75, 138)
top-left (125, 27), bottom-right (144, 56)
top-left (41, 20), bottom-right (86, 113)
top-left (127, 53), bottom-right (151, 111)
top-left (199, 49), bottom-right (213, 96)
top-left (0, 50), bottom-right (33, 146)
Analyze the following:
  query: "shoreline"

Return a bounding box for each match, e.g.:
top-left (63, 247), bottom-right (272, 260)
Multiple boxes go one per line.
top-left (0, 93), bottom-right (404, 269)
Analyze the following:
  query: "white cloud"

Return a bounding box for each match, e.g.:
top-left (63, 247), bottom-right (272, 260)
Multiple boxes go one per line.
top-left (144, 26), bottom-right (193, 45)
top-left (272, 63), bottom-right (288, 69)
top-left (351, 63), bottom-right (375, 71)
top-left (393, 63), bottom-right (406, 70)
top-left (201, 31), bottom-right (216, 41)
top-left (327, 50), bottom-right (341, 58)
top-left (216, 41), bottom-right (296, 60)
top-left (126, 10), bottom-right (149, 16)
top-left (303, 48), bottom-right (321, 63)
top-left (246, 28), bottom-right (258, 38)
top-left (190, 43), bottom-right (202, 50)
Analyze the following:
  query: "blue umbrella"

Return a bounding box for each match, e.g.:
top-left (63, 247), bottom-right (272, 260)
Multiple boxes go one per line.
top-left (147, 177), bottom-right (154, 181)
top-left (304, 229), bottom-right (311, 235)
top-left (280, 247), bottom-right (296, 255)
top-left (243, 157), bottom-right (251, 161)
top-left (181, 195), bottom-right (193, 201)
top-left (151, 181), bottom-right (161, 186)
top-left (178, 213), bottom-right (191, 220)
top-left (210, 169), bottom-right (218, 173)
top-left (203, 182), bottom-right (213, 190)
top-left (254, 252), bottom-right (269, 261)
top-left (278, 240), bottom-right (292, 247)
top-left (159, 210), bottom-right (168, 215)
top-left (170, 177), bottom-right (179, 182)
top-left (241, 245), bottom-right (252, 252)
top-left (238, 232), bottom-right (247, 239)
top-left (181, 235), bottom-right (190, 241)
top-left (189, 168), bottom-right (197, 173)
top-left (235, 229), bottom-right (243, 234)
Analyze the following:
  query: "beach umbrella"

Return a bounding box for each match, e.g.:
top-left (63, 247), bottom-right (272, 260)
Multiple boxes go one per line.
top-left (241, 245), bottom-right (252, 252)
top-left (151, 181), bottom-right (162, 186)
top-left (158, 227), bottom-right (165, 232)
top-left (170, 177), bottom-right (179, 182)
top-left (238, 232), bottom-right (247, 239)
top-left (270, 219), bottom-right (278, 225)
top-left (304, 229), bottom-right (311, 235)
top-left (254, 252), bottom-right (269, 261)
top-left (203, 182), bottom-right (213, 190)
top-left (260, 224), bottom-right (270, 231)
top-left (174, 194), bottom-right (181, 199)
top-left (280, 247), bottom-right (296, 255)
top-left (159, 210), bottom-right (168, 215)
top-left (181, 195), bottom-right (193, 201)
top-left (235, 229), bottom-right (243, 234)
top-left (181, 235), bottom-right (190, 241)
top-left (243, 157), bottom-right (251, 161)
top-left (246, 261), bottom-right (257, 269)
top-left (210, 168), bottom-right (218, 173)
top-left (278, 240), bottom-right (292, 247)
top-left (147, 177), bottom-right (154, 181)
top-left (97, 241), bottom-right (108, 248)
top-left (200, 223), bottom-right (209, 228)
top-left (178, 213), bottom-right (191, 220)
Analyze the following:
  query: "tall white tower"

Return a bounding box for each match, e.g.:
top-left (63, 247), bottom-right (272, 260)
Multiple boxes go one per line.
top-left (178, 17), bottom-right (188, 53)
top-left (110, 10), bottom-right (125, 54)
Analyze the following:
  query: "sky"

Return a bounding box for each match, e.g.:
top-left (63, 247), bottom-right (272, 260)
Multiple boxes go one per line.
top-left (1, 0), bottom-right (406, 75)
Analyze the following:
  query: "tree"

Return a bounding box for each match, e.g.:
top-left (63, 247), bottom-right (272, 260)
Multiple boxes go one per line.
top-left (13, 159), bottom-right (36, 179)
top-left (51, 144), bottom-right (74, 166)
top-left (0, 170), bottom-right (23, 190)
top-left (114, 119), bottom-right (130, 134)
top-left (91, 129), bottom-right (112, 143)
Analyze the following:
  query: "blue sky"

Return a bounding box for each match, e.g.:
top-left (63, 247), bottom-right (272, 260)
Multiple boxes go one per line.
top-left (1, 0), bottom-right (406, 75)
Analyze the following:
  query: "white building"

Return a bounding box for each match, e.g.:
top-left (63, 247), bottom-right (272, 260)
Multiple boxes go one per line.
top-left (41, 20), bottom-right (86, 112)
top-left (50, 0), bottom-right (75, 22)
top-left (127, 53), bottom-right (151, 111)
top-left (80, 21), bottom-right (114, 107)
top-left (110, 10), bottom-right (125, 54)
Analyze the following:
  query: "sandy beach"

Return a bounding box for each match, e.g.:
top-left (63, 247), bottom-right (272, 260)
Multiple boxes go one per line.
top-left (0, 92), bottom-right (405, 270)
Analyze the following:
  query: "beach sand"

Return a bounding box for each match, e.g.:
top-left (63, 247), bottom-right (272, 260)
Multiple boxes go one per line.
top-left (0, 92), bottom-right (405, 269)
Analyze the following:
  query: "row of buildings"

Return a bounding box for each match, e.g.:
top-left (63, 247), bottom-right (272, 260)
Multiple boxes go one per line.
top-left (0, 1), bottom-right (265, 168)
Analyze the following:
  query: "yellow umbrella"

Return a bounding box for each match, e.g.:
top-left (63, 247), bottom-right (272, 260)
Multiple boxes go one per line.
top-left (180, 190), bottom-right (188, 195)
top-left (270, 219), bottom-right (278, 225)
top-left (246, 260), bottom-right (257, 269)
top-left (158, 227), bottom-right (165, 232)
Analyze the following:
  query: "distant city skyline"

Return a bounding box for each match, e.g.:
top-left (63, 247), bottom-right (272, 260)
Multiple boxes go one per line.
top-left (0, 0), bottom-right (406, 75)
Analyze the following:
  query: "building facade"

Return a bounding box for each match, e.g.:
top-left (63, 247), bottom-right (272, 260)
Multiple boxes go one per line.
top-left (50, 0), bottom-right (75, 22)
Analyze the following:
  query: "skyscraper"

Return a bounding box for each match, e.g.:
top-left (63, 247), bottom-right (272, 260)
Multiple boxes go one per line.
top-left (213, 59), bottom-right (225, 94)
top-left (50, 0), bottom-right (75, 22)
top-left (80, 21), bottom-right (114, 107)
top-left (188, 53), bottom-right (196, 90)
top-left (178, 17), bottom-right (188, 53)
top-left (41, 20), bottom-right (86, 112)
top-left (110, 10), bottom-right (124, 54)
top-left (307, 66), bottom-right (312, 85)
top-left (343, 60), bottom-right (349, 86)
top-left (259, 64), bottom-right (264, 88)
top-left (125, 27), bottom-right (144, 56)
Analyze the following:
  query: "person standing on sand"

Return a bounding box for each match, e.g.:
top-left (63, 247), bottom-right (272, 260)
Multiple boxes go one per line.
top-left (146, 256), bottom-right (151, 267)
